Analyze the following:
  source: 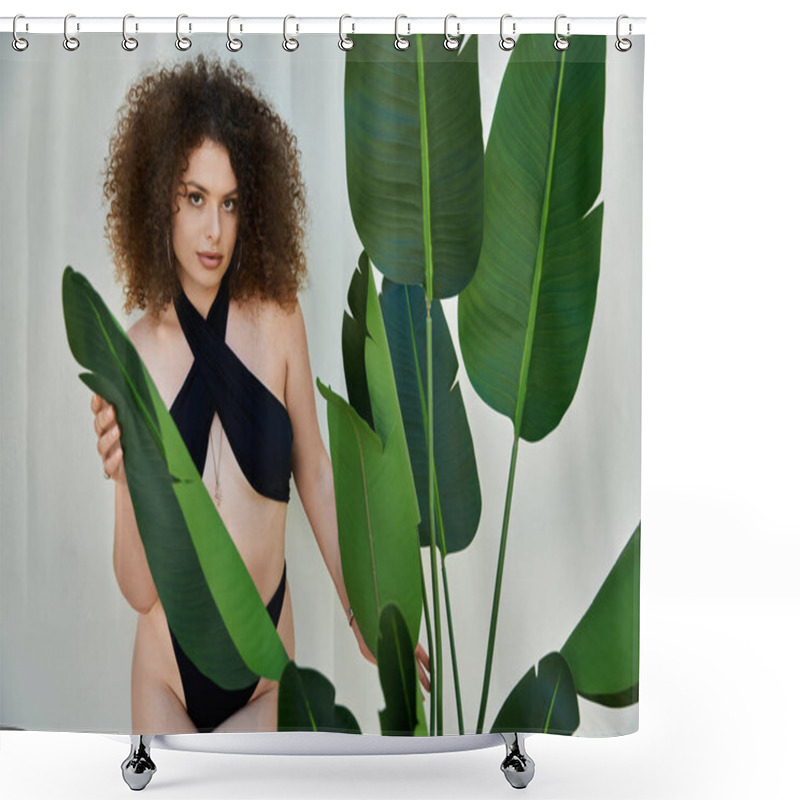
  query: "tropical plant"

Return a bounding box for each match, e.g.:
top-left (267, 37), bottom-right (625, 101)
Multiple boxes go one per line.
top-left (340, 32), bottom-right (638, 738)
top-left (344, 30), bottom-right (484, 736)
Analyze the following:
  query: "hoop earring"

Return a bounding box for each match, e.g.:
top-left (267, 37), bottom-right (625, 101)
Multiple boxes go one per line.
top-left (166, 230), bottom-right (174, 271)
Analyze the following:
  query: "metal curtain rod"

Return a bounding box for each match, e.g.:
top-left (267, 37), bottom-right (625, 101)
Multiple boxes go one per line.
top-left (0, 16), bottom-right (646, 36)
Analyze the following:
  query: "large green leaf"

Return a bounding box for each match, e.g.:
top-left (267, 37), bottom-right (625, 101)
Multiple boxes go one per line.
top-left (377, 603), bottom-right (428, 736)
top-left (345, 34), bottom-right (483, 297)
top-left (380, 278), bottom-right (480, 553)
top-left (319, 256), bottom-right (422, 654)
top-left (62, 267), bottom-right (288, 688)
top-left (490, 652), bottom-right (579, 735)
top-left (561, 524), bottom-right (640, 707)
top-left (458, 35), bottom-right (606, 441)
top-left (277, 662), bottom-right (361, 733)
top-left (317, 381), bottom-right (422, 657)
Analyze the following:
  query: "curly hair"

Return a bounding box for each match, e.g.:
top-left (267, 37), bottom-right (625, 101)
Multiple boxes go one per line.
top-left (102, 54), bottom-right (307, 315)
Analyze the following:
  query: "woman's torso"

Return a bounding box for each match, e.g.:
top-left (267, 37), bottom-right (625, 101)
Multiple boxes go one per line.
top-left (128, 294), bottom-right (296, 709)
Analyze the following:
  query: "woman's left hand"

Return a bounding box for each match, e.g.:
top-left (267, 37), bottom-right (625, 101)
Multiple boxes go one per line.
top-left (415, 643), bottom-right (431, 696)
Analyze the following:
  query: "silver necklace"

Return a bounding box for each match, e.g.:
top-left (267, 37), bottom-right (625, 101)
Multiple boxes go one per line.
top-left (209, 417), bottom-right (224, 506)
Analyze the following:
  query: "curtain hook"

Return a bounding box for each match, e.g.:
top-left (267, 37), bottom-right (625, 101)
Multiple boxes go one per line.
top-left (339, 14), bottom-right (354, 51)
top-left (499, 14), bottom-right (515, 51)
top-left (554, 14), bottom-right (570, 51)
top-left (122, 14), bottom-right (139, 51)
top-left (283, 15), bottom-right (299, 51)
top-left (227, 15), bottom-right (243, 51)
top-left (175, 14), bottom-right (192, 50)
top-left (12, 14), bottom-right (29, 51)
top-left (395, 15), bottom-right (410, 50)
top-left (63, 13), bottom-right (80, 51)
top-left (615, 15), bottom-right (632, 51)
top-left (444, 14), bottom-right (460, 51)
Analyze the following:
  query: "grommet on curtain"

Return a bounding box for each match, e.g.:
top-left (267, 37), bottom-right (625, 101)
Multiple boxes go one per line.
top-left (283, 15), bottom-right (299, 51)
top-left (615, 15), bottom-right (633, 51)
top-left (63, 14), bottom-right (80, 51)
top-left (339, 14), bottom-right (354, 51)
top-left (394, 15), bottom-right (410, 51)
top-left (499, 14), bottom-right (515, 51)
top-left (554, 15), bottom-right (570, 51)
top-left (12, 14), bottom-right (29, 52)
top-left (443, 14), bottom-right (459, 51)
top-left (175, 14), bottom-right (192, 51)
top-left (227, 15), bottom-right (243, 51)
top-left (122, 15), bottom-right (138, 51)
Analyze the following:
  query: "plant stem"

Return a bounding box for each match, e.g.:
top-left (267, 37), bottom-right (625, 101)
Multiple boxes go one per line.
top-left (476, 434), bottom-right (520, 734)
top-left (439, 553), bottom-right (464, 734)
top-left (426, 515), bottom-right (441, 735)
top-left (425, 300), bottom-right (444, 735)
top-left (405, 287), bottom-right (463, 734)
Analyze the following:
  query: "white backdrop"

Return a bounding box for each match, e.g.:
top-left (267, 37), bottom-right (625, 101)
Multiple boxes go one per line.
top-left (1, 0), bottom-right (798, 798)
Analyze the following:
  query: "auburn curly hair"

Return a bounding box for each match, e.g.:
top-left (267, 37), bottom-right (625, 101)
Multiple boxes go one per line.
top-left (102, 54), bottom-right (307, 315)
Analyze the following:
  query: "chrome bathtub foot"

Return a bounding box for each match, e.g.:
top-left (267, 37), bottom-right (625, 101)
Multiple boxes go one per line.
top-left (121, 735), bottom-right (156, 791)
top-left (499, 733), bottom-right (535, 789)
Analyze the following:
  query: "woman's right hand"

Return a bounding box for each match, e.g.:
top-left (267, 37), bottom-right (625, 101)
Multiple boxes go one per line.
top-left (91, 392), bottom-right (126, 485)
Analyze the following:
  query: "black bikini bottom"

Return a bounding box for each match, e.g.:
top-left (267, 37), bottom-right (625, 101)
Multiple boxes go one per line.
top-left (168, 559), bottom-right (287, 733)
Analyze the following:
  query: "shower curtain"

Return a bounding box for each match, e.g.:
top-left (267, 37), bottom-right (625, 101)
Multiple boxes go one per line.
top-left (0, 29), bottom-right (643, 739)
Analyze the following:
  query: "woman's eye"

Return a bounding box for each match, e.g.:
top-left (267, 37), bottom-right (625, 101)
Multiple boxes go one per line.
top-left (189, 192), bottom-right (203, 206)
top-left (223, 198), bottom-right (238, 212)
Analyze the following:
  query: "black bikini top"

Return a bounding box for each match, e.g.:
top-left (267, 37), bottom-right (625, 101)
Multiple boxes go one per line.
top-left (169, 268), bottom-right (293, 503)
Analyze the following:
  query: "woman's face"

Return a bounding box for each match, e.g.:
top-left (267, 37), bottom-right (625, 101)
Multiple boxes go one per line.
top-left (170, 138), bottom-right (239, 304)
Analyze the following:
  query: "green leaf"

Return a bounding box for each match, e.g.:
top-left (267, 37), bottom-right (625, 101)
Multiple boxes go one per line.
top-left (62, 267), bottom-right (288, 689)
top-left (318, 257), bottom-right (422, 654)
top-left (317, 381), bottom-right (422, 657)
top-left (380, 278), bottom-right (481, 553)
top-left (458, 35), bottom-right (606, 441)
top-left (277, 662), bottom-right (361, 733)
top-left (490, 652), bottom-right (579, 735)
top-left (345, 34), bottom-right (483, 297)
top-left (561, 524), bottom-right (640, 707)
top-left (377, 604), bottom-right (420, 735)
top-left (362, 256), bottom-right (415, 463)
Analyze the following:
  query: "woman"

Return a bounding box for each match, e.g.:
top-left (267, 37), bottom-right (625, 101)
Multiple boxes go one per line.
top-left (91, 55), bottom-right (429, 734)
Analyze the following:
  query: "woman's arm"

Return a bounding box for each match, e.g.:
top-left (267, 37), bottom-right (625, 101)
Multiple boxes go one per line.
top-left (282, 303), bottom-right (368, 648)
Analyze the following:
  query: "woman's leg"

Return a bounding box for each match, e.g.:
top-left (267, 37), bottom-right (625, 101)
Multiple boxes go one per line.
top-left (131, 614), bottom-right (198, 734)
top-left (132, 673), bottom-right (198, 734)
top-left (211, 684), bottom-right (278, 733)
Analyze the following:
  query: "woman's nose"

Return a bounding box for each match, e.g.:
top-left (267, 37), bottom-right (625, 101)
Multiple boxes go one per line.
top-left (206, 207), bottom-right (221, 241)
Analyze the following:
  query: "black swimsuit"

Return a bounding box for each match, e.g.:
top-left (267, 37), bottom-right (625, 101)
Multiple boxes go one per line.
top-left (167, 268), bottom-right (293, 732)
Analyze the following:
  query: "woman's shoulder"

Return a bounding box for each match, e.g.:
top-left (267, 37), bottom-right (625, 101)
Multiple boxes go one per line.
top-left (235, 294), bottom-right (305, 353)
top-left (126, 307), bottom-right (182, 363)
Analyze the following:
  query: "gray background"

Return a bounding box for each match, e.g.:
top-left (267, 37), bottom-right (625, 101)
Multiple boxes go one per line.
top-left (1, 33), bottom-right (642, 736)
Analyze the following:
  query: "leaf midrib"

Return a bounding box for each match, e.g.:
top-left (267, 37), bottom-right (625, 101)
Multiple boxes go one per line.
top-left (403, 288), bottom-right (448, 559)
top-left (513, 50), bottom-right (567, 436)
top-left (85, 289), bottom-right (165, 458)
top-left (416, 34), bottom-right (434, 300)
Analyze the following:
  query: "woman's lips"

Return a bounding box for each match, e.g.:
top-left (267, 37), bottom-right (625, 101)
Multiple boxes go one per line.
top-left (198, 252), bottom-right (224, 269)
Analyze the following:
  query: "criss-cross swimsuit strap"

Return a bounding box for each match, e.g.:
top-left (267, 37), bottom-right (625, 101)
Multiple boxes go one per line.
top-left (169, 271), bottom-right (293, 502)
